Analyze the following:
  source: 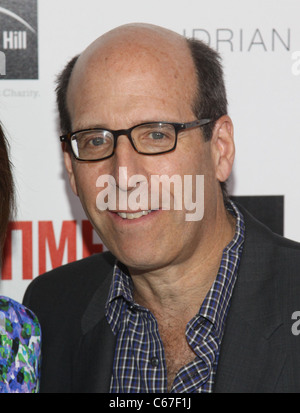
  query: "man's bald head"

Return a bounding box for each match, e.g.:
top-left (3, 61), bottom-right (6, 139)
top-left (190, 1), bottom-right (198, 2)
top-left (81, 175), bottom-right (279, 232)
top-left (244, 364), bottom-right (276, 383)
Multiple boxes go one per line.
top-left (56, 23), bottom-right (227, 141)
top-left (75, 23), bottom-right (189, 65)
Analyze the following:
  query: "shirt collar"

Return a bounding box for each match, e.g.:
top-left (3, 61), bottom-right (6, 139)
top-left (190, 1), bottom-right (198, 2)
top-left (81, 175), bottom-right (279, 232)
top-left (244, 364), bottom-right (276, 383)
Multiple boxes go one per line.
top-left (198, 200), bottom-right (245, 338)
top-left (107, 261), bottom-right (134, 305)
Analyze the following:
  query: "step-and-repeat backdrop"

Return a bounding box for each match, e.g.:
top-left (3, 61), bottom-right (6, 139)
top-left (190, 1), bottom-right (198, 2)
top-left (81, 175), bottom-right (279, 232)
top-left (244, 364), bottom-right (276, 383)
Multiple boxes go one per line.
top-left (0, 0), bottom-right (300, 302)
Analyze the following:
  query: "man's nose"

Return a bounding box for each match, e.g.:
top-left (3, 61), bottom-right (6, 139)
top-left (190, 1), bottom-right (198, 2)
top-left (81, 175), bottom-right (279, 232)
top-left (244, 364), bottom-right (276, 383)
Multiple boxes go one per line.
top-left (112, 135), bottom-right (145, 191)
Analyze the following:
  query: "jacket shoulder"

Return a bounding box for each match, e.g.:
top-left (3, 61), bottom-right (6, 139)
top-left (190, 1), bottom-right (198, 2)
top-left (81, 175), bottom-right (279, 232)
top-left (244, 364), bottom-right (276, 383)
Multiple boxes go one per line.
top-left (240, 202), bottom-right (300, 251)
top-left (23, 251), bottom-right (115, 315)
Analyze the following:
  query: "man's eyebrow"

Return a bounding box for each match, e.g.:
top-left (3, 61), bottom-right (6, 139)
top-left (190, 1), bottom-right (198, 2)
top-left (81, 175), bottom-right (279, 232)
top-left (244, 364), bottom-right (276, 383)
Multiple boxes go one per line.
top-left (73, 120), bottom-right (173, 132)
top-left (76, 120), bottom-right (173, 129)
top-left (73, 123), bottom-right (108, 131)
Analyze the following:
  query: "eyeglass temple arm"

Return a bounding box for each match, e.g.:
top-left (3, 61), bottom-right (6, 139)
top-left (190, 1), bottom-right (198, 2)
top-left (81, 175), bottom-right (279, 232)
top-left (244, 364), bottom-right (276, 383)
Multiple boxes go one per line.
top-left (181, 118), bottom-right (212, 130)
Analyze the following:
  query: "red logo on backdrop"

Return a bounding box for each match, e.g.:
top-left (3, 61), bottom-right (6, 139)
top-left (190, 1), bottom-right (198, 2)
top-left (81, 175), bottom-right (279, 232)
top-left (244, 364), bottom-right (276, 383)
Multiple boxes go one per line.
top-left (1, 220), bottom-right (103, 280)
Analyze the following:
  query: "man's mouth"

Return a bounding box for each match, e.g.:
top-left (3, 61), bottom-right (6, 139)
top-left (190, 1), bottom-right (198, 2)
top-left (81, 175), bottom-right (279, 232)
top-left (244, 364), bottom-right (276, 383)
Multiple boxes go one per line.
top-left (116, 210), bottom-right (153, 220)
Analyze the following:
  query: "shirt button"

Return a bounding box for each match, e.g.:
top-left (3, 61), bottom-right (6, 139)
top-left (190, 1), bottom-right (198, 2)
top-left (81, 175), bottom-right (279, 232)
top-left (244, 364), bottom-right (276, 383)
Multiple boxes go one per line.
top-left (150, 357), bottom-right (159, 367)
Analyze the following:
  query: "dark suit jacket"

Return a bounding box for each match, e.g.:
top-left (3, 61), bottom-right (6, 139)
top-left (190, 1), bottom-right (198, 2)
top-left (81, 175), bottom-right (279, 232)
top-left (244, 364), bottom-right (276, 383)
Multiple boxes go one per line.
top-left (23, 207), bottom-right (300, 392)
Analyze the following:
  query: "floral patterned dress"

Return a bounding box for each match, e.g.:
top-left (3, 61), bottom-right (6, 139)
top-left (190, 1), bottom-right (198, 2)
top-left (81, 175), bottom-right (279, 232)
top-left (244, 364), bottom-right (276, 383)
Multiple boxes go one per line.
top-left (0, 296), bottom-right (41, 392)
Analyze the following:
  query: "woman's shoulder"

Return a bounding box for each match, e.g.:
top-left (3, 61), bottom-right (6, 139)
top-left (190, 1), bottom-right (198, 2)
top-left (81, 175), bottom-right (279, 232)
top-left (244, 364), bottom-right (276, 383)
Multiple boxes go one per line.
top-left (0, 296), bottom-right (41, 393)
top-left (0, 295), bottom-right (40, 336)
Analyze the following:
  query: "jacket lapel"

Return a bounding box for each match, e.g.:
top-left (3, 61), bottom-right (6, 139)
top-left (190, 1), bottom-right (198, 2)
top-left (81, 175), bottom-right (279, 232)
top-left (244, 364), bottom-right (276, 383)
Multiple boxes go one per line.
top-left (214, 283), bottom-right (285, 392)
top-left (214, 207), bottom-right (285, 392)
top-left (74, 316), bottom-right (117, 392)
top-left (73, 263), bottom-right (117, 393)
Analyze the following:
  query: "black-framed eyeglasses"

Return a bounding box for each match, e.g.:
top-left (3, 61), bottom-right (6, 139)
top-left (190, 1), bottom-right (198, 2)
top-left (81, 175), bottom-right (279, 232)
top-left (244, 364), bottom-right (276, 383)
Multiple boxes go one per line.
top-left (60, 118), bottom-right (212, 162)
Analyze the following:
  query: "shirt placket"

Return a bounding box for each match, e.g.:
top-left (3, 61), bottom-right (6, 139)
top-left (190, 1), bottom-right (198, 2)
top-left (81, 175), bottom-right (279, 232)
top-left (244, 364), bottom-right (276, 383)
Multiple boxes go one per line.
top-left (170, 317), bottom-right (217, 393)
top-left (127, 305), bottom-right (168, 393)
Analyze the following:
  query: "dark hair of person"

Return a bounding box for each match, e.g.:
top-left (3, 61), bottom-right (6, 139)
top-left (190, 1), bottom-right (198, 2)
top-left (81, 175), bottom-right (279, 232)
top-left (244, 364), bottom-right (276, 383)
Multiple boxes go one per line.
top-left (186, 37), bottom-right (228, 199)
top-left (55, 37), bottom-right (228, 198)
top-left (56, 55), bottom-right (79, 134)
top-left (0, 124), bottom-right (14, 257)
top-left (186, 37), bottom-right (228, 140)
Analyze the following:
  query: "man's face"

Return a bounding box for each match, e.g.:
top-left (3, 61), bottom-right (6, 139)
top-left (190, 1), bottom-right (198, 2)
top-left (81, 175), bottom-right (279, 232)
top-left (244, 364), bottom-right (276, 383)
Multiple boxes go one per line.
top-left (65, 31), bottom-right (225, 273)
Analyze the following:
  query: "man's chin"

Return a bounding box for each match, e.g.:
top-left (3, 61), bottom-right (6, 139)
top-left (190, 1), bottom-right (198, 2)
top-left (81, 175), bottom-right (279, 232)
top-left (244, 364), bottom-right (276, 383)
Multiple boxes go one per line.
top-left (110, 248), bottom-right (165, 274)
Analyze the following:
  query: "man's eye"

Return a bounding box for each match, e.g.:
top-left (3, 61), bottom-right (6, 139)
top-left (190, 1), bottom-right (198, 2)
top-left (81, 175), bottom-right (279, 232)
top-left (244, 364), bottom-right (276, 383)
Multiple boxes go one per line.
top-left (149, 132), bottom-right (166, 140)
top-left (89, 136), bottom-right (106, 146)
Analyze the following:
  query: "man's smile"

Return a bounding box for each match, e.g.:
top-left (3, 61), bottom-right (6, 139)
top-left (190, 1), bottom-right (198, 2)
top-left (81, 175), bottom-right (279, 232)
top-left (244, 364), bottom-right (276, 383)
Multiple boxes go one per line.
top-left (116, 210), bottom-right (153, 219)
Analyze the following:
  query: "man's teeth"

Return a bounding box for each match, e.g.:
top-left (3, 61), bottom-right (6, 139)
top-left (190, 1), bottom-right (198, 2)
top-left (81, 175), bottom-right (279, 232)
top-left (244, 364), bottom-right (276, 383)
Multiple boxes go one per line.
top-left (117, 210), bottom-right (152, 220)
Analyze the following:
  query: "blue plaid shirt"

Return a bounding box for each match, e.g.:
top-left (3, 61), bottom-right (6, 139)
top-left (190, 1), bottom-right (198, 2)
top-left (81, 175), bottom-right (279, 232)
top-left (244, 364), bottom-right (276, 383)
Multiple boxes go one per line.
top-left (106, 201), bottom-right (245, 393)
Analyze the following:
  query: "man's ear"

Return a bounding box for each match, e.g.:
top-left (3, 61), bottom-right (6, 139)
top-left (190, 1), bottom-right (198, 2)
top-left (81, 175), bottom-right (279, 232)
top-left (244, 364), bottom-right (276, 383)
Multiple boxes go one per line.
top-left (210, 115), bottom-right (235, 183)
top-left (62, 143), bottom-right (79, 196)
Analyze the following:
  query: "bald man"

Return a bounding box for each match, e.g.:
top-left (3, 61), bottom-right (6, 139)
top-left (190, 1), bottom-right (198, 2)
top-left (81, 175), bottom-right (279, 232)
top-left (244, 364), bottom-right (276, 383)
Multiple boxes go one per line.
top-left (24, 24), bottom-right (300, 393)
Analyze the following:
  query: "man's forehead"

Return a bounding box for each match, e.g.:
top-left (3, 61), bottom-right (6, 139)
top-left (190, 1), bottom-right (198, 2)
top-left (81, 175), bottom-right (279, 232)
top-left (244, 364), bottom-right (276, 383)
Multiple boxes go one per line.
top-left (65, 24), bottom-right (198, 131)
top-left (68, 25), bottom-right (196, 99)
